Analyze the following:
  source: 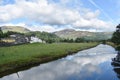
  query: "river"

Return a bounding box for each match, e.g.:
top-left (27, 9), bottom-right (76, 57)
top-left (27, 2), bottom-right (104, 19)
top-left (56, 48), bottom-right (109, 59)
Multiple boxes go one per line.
top-left (0, 44), bottom-right (119, 80)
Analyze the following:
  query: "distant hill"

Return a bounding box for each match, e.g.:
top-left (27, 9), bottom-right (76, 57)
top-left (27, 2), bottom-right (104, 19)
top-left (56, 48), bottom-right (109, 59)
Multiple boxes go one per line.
top-left (1, 26), bottom-right (30, 33)
top-left (54, 29), bottom-right (113, 40)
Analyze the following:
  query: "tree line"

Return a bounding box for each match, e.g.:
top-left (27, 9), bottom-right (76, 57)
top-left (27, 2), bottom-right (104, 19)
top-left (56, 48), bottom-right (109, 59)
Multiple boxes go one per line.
top-left (111, 24), bottom-right (120, 45)
top-left (0, 28), bottom-right (24, 39)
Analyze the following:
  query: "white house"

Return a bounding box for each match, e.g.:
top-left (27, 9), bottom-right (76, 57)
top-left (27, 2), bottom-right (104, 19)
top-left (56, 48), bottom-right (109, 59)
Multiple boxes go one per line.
top-left (30, 36), bottom-right (45, 43)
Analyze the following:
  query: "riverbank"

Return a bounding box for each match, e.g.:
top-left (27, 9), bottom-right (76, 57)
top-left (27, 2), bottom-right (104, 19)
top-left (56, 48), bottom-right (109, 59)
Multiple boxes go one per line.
top-left (107, 42), bottom-right (120, 50)
top-left (0, 42), bottom-right (98, 77)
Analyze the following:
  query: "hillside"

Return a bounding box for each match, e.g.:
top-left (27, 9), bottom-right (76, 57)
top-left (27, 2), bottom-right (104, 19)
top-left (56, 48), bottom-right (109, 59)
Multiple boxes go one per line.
top-left (0, 26), bottom-right (113, 41)
top-left (25, 31), bottom-right (61, 43)
top-left (0, 26), bottom-right (61, 43)
top-left (54, 29), bottom-right (113, 40)
top-left (1, 26), bottom-right (30, 33)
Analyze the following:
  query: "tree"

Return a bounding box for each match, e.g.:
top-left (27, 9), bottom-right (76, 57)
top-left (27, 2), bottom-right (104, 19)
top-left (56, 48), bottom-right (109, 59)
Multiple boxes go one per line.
top-left (0, 27), bottom-right (3, 40)
top-left (111, 24), bottom-right (120, 45)
top-left (75, 38), bottom-right (85, 43)
top-left (69, 39), bottom-right (74, 43)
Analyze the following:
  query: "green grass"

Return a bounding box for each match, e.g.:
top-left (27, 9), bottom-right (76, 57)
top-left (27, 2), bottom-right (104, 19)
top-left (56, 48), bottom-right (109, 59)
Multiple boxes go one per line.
top-left (107, 42), bottom-right (120, 50)
top-left (0, 42), bottom-right (98, 72)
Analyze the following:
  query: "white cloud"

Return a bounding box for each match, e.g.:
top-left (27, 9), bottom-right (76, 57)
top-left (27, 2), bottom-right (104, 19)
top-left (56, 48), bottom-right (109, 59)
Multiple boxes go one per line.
top-left (26, 25), bottom-right (64, 33)
top-left (0, 4), bottom-right (23, 22)
top-left (83, 10), bottom-right (100, 20)
top-left (0, 0), bottom-right (115, 32)
top-left (73, 18), bottom-right (114, 31)
top-left (0, 22), bottom-right (25, 26)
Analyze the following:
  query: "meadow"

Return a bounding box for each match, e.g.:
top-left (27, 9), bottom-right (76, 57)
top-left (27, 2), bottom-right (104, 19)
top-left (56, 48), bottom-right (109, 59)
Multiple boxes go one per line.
top-left (0, 43), bottom-right (98, 73)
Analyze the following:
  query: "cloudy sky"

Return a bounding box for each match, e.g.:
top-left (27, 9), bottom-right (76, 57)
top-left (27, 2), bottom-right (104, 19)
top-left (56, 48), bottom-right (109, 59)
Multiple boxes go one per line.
top-left (0, 0), bottom-right (119, 32)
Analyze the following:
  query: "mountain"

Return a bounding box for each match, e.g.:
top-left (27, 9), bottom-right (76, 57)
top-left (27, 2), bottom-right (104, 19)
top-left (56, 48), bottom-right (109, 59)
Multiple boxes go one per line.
top-left (1, 26), bottom-right (113, 41)
top-left (1, 26), bottom-right (30, 33)
top-left (54, 29), bottom-right (113, 40)
top-left (54, 29), bottom-right (92, 39)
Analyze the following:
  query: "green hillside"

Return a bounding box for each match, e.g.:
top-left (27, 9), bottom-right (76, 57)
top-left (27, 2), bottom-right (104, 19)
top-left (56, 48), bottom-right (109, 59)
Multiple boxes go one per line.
top-left (54, 29), bottom-right (113, 40)
top-left (1, 26), bottom-right (30, 33)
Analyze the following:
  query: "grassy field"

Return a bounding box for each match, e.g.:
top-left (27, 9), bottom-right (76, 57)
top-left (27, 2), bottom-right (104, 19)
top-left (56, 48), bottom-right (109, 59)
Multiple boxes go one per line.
top-left (0, 42), bottom-right (98, 74)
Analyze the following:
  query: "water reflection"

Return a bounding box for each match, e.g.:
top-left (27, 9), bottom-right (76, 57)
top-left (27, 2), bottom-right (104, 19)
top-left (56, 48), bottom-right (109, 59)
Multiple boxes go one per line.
top-left (113, 68), bottom-right (120, 79)
top-left (0, 44), bottom-right (118, 80)
top-left (111, 51), bottom-right (120, 79)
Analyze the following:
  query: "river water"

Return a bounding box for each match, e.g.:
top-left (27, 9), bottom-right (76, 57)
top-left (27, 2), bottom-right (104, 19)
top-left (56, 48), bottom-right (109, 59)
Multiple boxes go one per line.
top-left (0, 44), bottom-right (119, 80)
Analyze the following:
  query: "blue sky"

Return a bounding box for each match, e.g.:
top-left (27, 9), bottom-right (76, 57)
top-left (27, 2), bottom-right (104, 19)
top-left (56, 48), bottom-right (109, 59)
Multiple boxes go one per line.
top-left (0, 0), bottom-right (119, 32)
